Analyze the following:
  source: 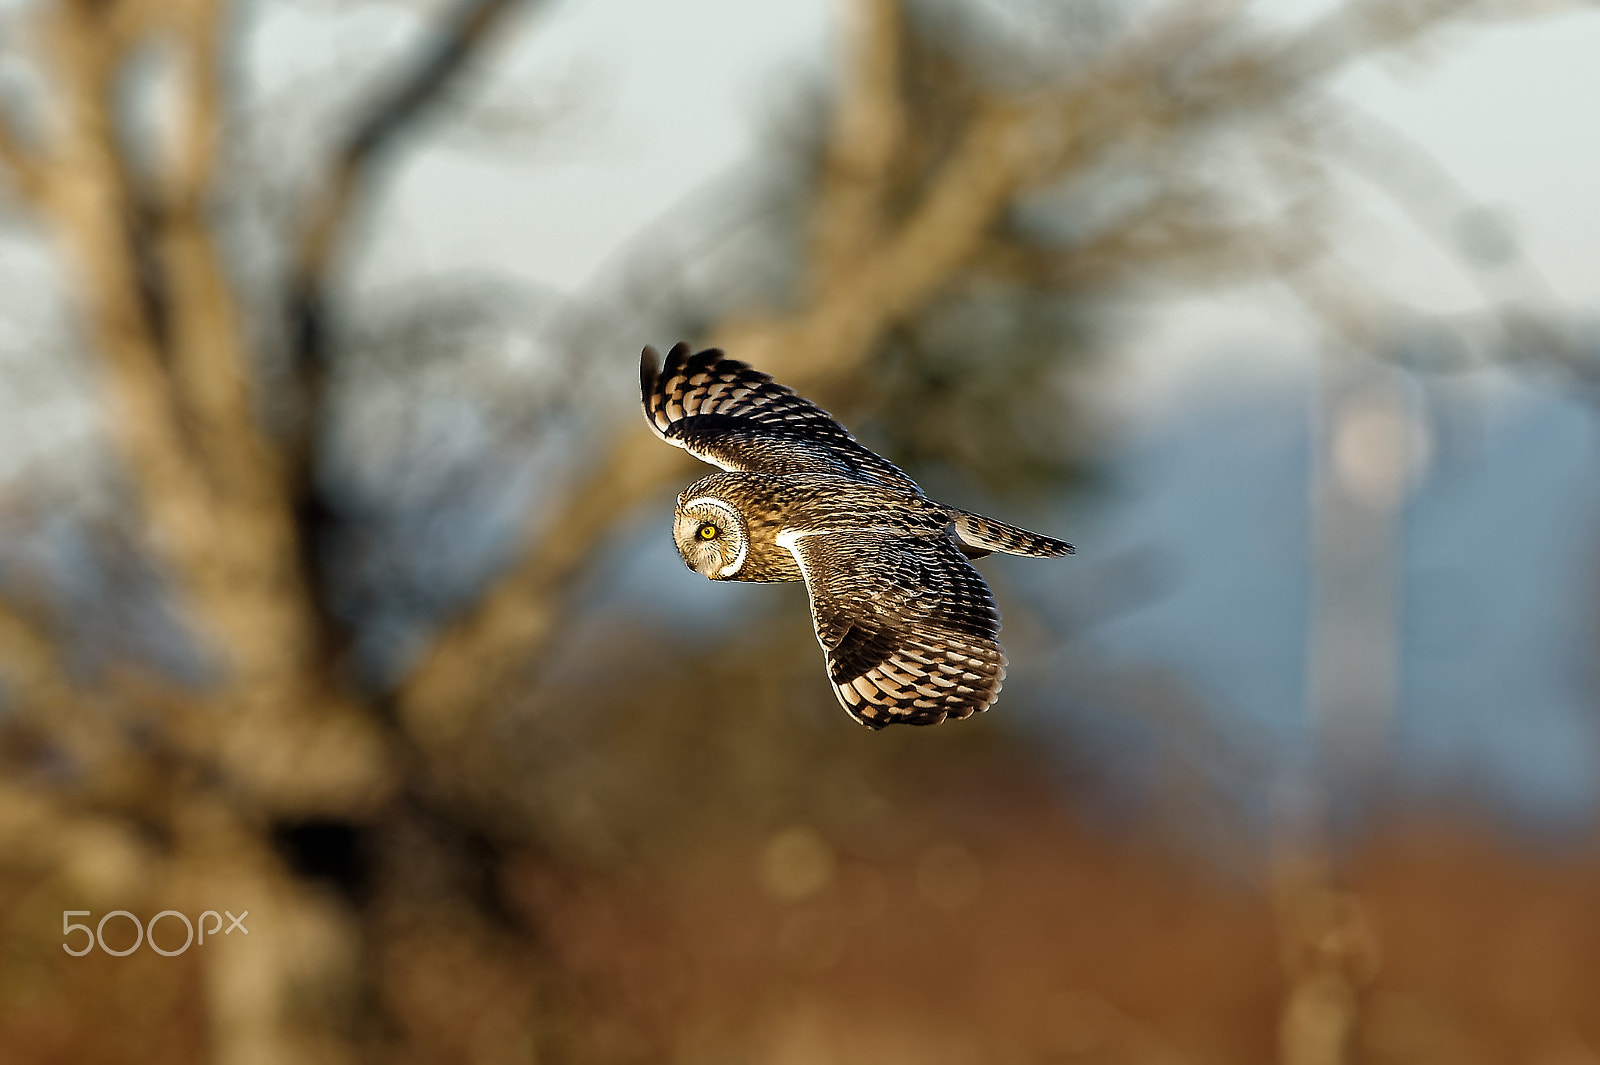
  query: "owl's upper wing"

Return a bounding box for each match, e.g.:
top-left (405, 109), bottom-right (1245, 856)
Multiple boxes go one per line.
top-left (782, 528), bottom-right (1006, 728)
top-left (641, 343), bottom-right (921, 492)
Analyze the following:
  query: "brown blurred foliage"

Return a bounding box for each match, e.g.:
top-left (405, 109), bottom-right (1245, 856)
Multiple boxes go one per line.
top-left (1, 0), bottom-right (1594, 1062)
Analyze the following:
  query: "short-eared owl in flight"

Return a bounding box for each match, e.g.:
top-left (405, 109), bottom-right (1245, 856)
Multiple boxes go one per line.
top-left (641, 342), bottom-right (1074, 728)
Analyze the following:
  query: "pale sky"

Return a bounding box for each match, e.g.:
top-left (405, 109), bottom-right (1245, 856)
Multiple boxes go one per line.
top-left (267, 0), bottom-right (1595, 449)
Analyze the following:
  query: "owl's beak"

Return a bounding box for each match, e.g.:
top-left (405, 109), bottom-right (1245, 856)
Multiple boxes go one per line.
top-left (678, 547), bottom-right (711, 578)
top-left (680, 548), bottom-right (724, 580)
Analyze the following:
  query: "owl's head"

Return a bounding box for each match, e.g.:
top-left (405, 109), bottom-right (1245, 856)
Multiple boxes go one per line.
top-left (673, 494), bottom-right (748, 580)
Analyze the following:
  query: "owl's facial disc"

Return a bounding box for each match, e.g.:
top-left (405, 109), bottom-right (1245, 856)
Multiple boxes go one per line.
top-left (674, 497), bottom-right (747, 579)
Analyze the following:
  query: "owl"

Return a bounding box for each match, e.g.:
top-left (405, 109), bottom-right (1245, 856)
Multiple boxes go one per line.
top-left (641, 342), bottom-right (1074, 728)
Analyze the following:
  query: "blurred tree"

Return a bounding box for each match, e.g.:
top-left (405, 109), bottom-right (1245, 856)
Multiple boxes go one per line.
top-left (0, 0), bottom-right (1561, 1062)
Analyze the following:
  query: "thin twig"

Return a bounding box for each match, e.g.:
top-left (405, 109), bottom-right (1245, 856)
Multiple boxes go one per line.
top-left (290, 0), bottom-right (539, 310)
top-left (0, 111), bottom-right (46, 205)
top-left (283, 0), bottom-right (541, 655)
top-left (809, 0), bottom-right (905, 286)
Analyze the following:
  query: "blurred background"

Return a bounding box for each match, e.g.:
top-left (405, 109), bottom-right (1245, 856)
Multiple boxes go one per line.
top-left (2, 0), bottom-right (1599, 1061)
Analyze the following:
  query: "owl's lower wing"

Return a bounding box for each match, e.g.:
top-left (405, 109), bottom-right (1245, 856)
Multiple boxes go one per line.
top-left (641, 343), bottom-right (920, 492)
top-left (784, 530), bottom-right (1006, 728)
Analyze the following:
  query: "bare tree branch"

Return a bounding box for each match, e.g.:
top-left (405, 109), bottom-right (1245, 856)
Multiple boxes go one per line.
top-left (162, 0), bottom-right (224, 210)
top-left (7, 0), bottom-right (541, 802)
top-left (0, 110), bottom-right (46, 205)
top-left (0, 594), bottom-right (87, 722)
top-left (33, 0), bottom-right (317, 699)
top-left (289, 0), bottom-right (539, 337)
top-left (283, 0), bottom-right (541, 657)
top-left (809, 0), bottom-right (905, 285)
top-left (0, 590), bottom-right (174, 817)
top-left (980, 195), bottom-right (1324, 291)
top-left (39, 1), bottom-right (226, 622)
top-left (151, 0), bottom-right (324, 687)
top-left (393, 436), bottom-right (693, 746)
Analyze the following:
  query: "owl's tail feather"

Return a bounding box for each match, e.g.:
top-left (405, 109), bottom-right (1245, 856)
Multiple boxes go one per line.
top-left (950, 510), bottom-right (1075, 559)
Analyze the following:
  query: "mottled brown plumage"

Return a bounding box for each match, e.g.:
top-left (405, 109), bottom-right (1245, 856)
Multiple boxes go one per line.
top-left (642, 342), bottom-right (1074, 728)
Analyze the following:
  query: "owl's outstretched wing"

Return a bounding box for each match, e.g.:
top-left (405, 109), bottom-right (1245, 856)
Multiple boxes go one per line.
top-left (641, 343), bottom-right (921, 492)
top-left (782, 529), bottom-right (1006, 728)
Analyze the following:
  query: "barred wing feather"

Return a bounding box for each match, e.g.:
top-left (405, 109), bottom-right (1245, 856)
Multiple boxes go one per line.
top-left (641, 343), bottom-right (920, 492)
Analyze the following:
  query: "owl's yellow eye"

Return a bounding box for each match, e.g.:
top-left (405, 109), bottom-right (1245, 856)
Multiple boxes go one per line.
top-left (698, 523), bottom-right (719, 540)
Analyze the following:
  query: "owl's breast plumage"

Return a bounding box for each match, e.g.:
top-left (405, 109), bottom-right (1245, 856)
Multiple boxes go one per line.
top-left (736, 507), bottom-right (805, 582)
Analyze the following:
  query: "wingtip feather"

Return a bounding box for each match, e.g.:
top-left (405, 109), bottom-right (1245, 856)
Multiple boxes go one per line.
top-left (664, 340), bottom-right (694, 374)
